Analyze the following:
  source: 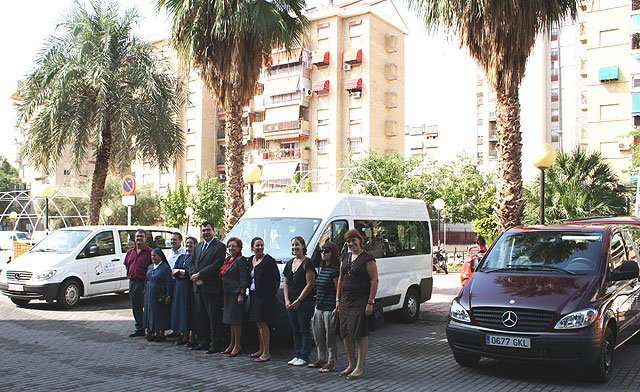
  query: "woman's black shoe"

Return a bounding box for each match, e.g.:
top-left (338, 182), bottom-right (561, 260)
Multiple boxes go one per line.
top-left (146, 335), bottom-right (157, 342)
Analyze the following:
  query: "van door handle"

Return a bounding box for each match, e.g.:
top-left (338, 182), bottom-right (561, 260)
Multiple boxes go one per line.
top-left (111, 259), bottom-right (120, 262)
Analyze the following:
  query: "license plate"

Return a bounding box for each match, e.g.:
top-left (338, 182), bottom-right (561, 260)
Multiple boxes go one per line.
top-left (486, 334), bottom-right (530, 349)
top-left (7, 283), bottom-right (24, 292)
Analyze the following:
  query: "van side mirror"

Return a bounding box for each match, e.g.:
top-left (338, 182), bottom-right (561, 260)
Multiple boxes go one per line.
top-left (611, 260), bottom-right (639, 282)
top-left (87, 244), bottom-right (100, 258)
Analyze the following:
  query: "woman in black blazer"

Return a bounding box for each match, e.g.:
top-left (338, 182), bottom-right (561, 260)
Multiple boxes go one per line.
top-left (247, 237), bottom-right (280, 363)
top-left (220, 237), bottom-right (249, 357)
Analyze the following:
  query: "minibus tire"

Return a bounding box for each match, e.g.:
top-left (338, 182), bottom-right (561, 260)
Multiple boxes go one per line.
top-left (57, 279), bottom-right (82, 309)
top-left (400, 288), bottom-right (420, 323)
top-left (10, 298), bottom-right (30, 307)
top-left (588, 327), bottom-right (614, 383)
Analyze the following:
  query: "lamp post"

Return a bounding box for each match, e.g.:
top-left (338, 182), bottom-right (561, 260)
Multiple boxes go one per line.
top-left (532, 143), bottom-right (557, 225)
top-left (103, 207), bottom-right (113, 225)
top-left (184, 206), bottom-right (194, 236)
top-left (243, 164), bottom-right (262, 206)
top-left (8, 211), bottom-right (18, 231)
top-left (41, 185), bottom-right (55, 234)
top-left (433, 198), bottom-right (445, 249)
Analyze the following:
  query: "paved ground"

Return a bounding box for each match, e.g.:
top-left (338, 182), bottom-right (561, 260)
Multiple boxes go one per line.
top-left (2, 275), bottom-right (640, 391)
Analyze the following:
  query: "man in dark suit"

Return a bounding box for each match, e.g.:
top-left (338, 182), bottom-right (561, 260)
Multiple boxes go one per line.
top-left (188, 221), bottom-right (226, 354)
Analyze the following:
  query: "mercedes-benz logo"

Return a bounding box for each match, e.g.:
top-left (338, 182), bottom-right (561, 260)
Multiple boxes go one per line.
top-left (502, 311), bottom-right (518, 328)
top-left (12, 273), bottom-right (20, 280)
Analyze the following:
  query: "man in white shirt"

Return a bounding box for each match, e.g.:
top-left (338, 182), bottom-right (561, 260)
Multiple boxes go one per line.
top-left (168, 232), bottom-right (186, 269)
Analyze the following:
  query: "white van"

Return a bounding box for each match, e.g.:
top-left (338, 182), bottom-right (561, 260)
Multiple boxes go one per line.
top-left (225, 193), bottom-right (433, 324)
top-left (0, 225), bottom-right (179, 308)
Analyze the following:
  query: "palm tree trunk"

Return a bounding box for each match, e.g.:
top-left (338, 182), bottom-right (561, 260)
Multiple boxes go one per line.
top-left (495, 87), bottom-right (523, 233)
top-left (223, 93), bottom-right (245, 234)
top-left (88, 121), bottom-right (112, 225)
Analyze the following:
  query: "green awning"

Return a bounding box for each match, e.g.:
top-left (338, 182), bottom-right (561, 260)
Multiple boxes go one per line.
top-left (633, 93), bottom-right (640, 115)
top-left (599, 66), bottom-right (619, 82)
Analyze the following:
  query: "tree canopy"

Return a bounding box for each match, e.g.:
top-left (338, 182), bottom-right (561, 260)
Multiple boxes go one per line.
top-left (17, 0), bottom-right (185, 224)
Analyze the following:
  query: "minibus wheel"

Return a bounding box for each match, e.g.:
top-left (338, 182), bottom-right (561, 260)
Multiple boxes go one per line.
top-left (57, 279), bottom-right (82, 309)
top-left (10, 298), bottom-right (30, 307)
top-left (400, 288), bottom-right (420, 323)
top-left (588, 326), bottom-right (614, 383)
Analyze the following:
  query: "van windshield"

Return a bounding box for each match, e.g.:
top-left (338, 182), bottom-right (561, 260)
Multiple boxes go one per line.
top-left (479, 230), bottom-right (603, 274)
top-left (30, 230), bottom-right (92, 253)
top-left (226, 218), bottom-right (322, 262)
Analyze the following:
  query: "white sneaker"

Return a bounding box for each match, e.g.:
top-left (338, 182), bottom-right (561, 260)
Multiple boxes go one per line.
top-left (288, 357), bottom-right (299, 365)
top-left (293, 358), bottom-right (307, 366)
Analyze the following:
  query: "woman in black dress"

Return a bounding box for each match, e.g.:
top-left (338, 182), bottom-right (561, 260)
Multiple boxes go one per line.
top-left (247, 237), bottom-right (280, 363)
top-left (221, 237), bottom-right (249, 357)
top-left (171, 236), bottom-right (197, 346)
top-left (335, 229), bottom-right (378, 379)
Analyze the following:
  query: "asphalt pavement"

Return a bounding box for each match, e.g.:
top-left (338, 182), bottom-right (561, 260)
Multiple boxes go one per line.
top-left (2, 274), bottom-right (640, 391)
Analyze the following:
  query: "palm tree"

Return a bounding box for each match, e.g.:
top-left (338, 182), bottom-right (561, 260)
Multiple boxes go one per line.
top-left (406, 0), bottom-right (577, 232)
top-left (523, 147), bottom-right (628, 224)
top-left (17, 0), bottom-right (185, 225)
top-left (158, 0), bottom-right (308, 233)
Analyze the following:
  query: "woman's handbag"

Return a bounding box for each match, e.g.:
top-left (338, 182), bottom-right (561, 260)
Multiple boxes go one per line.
top-left (368, 300), bottom-right (384, 331)
top-left (331, 312), bottom-right (340, 336)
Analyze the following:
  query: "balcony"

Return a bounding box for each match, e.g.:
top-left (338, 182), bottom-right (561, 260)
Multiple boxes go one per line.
top-left (217, 126), bottom-right (225, 139)
top-left (261, 147), bottom-right (310, 162)
top-left (489, 131), bottom-right (497, 141)
top-left (551, 94), bottom-right (559, 102)
top-left (488, 111), bottom-right (496, 121)
top-left (477, 137), bottom-right (484, 145)
top-left (488, 150), bottom-right (498, 159)
top-left (580, 93), bottom-right (588, 111)
top-left (578, 0), bottom-right (587, 11)
top-left (264, 119), bottom-right (309, 133)
top-left (580, 60), bottom-right (587, 78)
top-left (551, 53), bottom-right (558, 61)
top-left (551, 68), bottom-right (559, 82)
top-left (579, 23), bottom-right (587, 43)
top-left (263, 91), bottom-right (304, 107)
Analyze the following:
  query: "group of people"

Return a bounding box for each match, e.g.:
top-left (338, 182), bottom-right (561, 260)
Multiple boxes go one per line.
top-left (123, 222), bottom-right (379, 379)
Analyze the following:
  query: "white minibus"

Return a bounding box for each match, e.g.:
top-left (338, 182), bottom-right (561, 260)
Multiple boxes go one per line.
top-left (225, 192), bottom-right (433, 329)
top-left (0, 225), bottom-right (179, 308)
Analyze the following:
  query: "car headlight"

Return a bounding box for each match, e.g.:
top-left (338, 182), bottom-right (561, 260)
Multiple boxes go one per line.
top-left (34, 270), bottom-right (57, 280)
top-left (450, 300), bottom-right (470, 323)
top-left (554, 308), bottom-right (597, 329)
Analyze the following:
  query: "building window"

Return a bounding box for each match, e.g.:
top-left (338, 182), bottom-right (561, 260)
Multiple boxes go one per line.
top-left (551, 88), bottom-right (559, 102)
top-left (317, 167), bottom-right (329, 183)
top-left (385, 92), bottom-right (398, 108)
top-left (252, 111), bottom-right (265, 123)
top-left (633, 74), bottom-right (640, 89)
top-left (384, 63), bottom-right (398, 80)
top-left (186, 145), bottom-right (197, 159)
top-left (256, 83), bottom-right (264, 95)
top-left (317, 109), bottom-right (329, 125)
top-left (317, 140), bottom-right (329, 153)
top-left (348, 139), bottom-right (362, 153)
top-left (600, 104), bottom-right (619, 121)
top-left (349, 21), bottom-right (362, 37)
top-left (317, 24), bottom-right (329, 50)
top-left (634, 116), bottom-right (640, 127)
top-left (385, 34), bottom-right (398, 53)
top-left (63, 169), bottom-right (70, 176)
top-left (349, 107), bottom-right (362, 123)
top-left (477, 104), bottom-right (484, 119)
top-left (599, 29), bottom-right (618, 47)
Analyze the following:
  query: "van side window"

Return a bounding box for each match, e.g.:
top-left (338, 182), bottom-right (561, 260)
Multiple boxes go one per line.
top-left (318, 220), bottom-right (349, 253)
top-left (622, 230), bottom-right (639, 261)
top-left (354, 220), bottom-right (430, 259)
top-left (149, 231), bottom-right (172, 249)
top-left (119, 230), bottom-right (137, 253)
top-left (78, 231), bottom-right (115, 258)
top-left (609, 232), bottom-right (626, 271)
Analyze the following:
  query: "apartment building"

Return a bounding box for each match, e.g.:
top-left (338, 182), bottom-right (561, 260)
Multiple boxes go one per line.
top-left (404, 124), bottom-right (439, 168)
top-left (583, 0), bottom-right (635, 179)
top-left (237, 0), bottom-right (406, 193)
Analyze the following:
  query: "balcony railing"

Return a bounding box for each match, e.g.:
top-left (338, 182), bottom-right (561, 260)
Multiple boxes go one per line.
top-left (217, 127), bottom-right (225, 139)
top-left (263, 91), bottom-right (303, 106)
top-left (264, 119), bottom-right (305, 133)
top-left (262, 148), bottom-right (302, 161)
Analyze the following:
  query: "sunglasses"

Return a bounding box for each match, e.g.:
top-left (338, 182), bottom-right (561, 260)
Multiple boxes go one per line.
top-left (320, 248), bottom-right (331, 254)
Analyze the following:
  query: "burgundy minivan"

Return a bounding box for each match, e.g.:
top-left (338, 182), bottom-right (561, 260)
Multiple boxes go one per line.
top-left (446, 224), bottom-right (640, 382)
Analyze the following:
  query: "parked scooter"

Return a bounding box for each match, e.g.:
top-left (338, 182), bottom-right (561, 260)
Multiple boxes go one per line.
top-left (433, 247), bottom-right (448, 274)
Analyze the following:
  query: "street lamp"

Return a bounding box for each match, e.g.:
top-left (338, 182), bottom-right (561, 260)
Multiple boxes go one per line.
top-left (103, 207), bottom-right (113, 225)
top-left (184, 206), bottom-right (194, 236)
top-left (243, 164), bottom-right (262, 206)
top-left (433, 198), bottom-right (445, 248)
top-left (532, 143), bottom-right (557, 225)
top-left (41, 185), bottom-right (55, 233)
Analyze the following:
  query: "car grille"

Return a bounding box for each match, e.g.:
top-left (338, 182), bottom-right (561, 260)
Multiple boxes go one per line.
top-left (6, 270), bottom-right (32, 282)
top-left (472, 307), bottom-right (555, 332)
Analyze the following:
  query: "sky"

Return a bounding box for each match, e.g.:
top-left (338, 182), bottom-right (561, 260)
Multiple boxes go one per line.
top-left (0, 0), bottom-right (475, 168)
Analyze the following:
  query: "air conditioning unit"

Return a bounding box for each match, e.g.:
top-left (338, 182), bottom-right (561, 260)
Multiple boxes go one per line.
top-left (343, 64), bottom-right (352, 71)
top-left (351, 91), bottom-right (361, 99)
top-left (303, 88), bottom-right (312, 97)
top-left (619, 142), bottom-right (631, 151)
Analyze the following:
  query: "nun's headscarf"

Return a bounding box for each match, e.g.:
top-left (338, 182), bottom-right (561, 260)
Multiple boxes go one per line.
top-left (152, 248), bottom-right (169, 265)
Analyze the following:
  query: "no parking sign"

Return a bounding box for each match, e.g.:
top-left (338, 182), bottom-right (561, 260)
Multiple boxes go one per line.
top-left (122, 175), bottom-right (136, 195)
